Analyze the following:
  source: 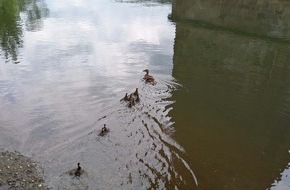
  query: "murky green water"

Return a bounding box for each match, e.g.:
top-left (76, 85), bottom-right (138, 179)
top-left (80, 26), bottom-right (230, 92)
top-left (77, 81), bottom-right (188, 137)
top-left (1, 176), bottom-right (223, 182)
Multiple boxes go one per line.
top-left (0, 0), bottom-right (290, 189)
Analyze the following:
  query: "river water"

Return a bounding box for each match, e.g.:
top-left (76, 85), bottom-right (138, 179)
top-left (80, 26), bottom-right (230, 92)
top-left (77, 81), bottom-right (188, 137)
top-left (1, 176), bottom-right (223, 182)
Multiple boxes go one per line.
top-left (0, 0), bottom-right (289, 189)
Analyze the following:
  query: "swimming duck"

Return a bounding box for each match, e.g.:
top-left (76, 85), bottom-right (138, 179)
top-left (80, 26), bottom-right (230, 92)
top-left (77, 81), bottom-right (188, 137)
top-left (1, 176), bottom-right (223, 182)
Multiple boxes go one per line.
top-left (131, 88), bottom-right (140, 103)
top-left (133, 88), bottom-right (138, 96)
top-left (74, 163), bottom-right (81, 177)
top-left (128, 88), bottom-right (140, 106)
top-left (143, 69), bottom-right (156, 85)
top-left (99, 124), bottom-right (110, 136)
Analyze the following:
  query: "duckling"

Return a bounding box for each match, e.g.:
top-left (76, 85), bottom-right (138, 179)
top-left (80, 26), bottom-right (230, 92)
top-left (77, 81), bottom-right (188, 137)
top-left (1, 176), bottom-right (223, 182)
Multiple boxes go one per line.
top-left (128, 88), bottom-right (140, 105)
top-left (121, 88), bottom-right (140, 107)
top-left (133, 88), bottom-right (140, 103)
top-left (75, 163), bottom-right (81, 177)
top-left (120, 93), bottom-right (129, 102)
top-left (143, 69), bottom-right (156, 85)
top-left (99, 124), bottom-right (110, 136)
top-left (101, 124), bottom-right (108, 133)
top-left (120, 88), bottom-right (143, 108)
top-left (133, 88), bottom-right (138, 95)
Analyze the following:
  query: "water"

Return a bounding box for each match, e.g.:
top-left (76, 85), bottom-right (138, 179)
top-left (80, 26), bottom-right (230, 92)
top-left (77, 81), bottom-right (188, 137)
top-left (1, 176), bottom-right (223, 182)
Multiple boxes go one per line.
top-left (0, 0), bottom-right (290, 189)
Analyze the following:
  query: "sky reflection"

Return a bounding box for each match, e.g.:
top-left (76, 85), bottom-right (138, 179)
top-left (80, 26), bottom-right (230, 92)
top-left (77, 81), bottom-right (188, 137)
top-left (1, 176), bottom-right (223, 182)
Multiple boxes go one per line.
top-left (21, 0), bottom-right (175, 77)
top-left (1, 0), bottom-right (290, 189)
top-left (0, 0), bottom-right (184, 189)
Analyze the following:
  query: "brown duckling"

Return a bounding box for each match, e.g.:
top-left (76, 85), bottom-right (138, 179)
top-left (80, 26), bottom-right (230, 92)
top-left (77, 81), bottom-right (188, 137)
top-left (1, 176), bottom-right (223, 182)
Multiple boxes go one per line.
top-left (120, 93), bottom-right (129, 102)
top-left (133, 88), bottom-right (138, 96)
top-left (121, 88), bottom-right (140, 107)
top-left (133, 88), bottom-right (140, 103)
top-left (128, 88), bottom-right (140, 105)
top-left (75, 163), bottom-right (81, 177)
top-left (99, 124), bottom-right (110, 136)
top-left (143, 69), bottom-right (156, 85)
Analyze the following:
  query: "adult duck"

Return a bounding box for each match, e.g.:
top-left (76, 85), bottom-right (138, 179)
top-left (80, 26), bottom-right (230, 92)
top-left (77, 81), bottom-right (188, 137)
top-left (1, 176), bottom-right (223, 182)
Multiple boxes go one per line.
top-left (143, 69), bottom-right (156, 85)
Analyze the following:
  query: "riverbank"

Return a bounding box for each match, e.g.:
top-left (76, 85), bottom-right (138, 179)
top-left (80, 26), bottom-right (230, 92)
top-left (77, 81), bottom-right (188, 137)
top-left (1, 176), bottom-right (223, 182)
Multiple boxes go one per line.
top-left (0, 149), bottom-right (47, 190)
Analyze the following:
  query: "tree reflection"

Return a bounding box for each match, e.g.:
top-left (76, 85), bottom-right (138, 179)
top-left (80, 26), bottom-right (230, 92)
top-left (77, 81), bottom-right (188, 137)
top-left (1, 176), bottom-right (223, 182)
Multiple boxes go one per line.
top-left (23, 0), bottom-right (49, 32)
top-left (0, 0), bottom-right (49, 64)
top-left (0, 0), bottom-right (23, 63)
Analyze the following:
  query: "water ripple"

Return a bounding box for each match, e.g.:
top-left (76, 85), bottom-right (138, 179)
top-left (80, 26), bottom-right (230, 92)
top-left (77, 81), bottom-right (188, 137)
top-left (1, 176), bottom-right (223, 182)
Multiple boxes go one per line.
top-left (38, 78), bottom-right (197, 190)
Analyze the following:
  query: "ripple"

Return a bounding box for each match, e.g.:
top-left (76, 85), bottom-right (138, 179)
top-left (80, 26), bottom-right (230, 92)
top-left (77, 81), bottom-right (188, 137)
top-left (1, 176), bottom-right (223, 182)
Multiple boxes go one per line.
top-left (38, 78), bottom-right (197, 190)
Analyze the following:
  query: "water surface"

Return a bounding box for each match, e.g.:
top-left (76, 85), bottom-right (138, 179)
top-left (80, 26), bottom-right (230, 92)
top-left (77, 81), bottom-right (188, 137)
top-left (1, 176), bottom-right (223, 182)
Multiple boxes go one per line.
top-left (0, 0), bottom-right (290, 189)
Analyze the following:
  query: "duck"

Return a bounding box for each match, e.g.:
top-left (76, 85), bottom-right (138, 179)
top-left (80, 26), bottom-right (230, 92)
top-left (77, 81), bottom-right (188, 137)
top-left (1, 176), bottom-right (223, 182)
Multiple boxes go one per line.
top-left (74, 163), bottom-right (82, 177)
top-left (143, 69), bottom-right (156, 85)
top-left (131, 88), bottom-right (140, 103)
top-left (133, 88), bottom-right (139, 96)
top-left (120, 88), bottom-right (140, 108)
top-left (99, 124), bottom-right (110, 136)
top-left (128, 88), bottom-right (140, 106)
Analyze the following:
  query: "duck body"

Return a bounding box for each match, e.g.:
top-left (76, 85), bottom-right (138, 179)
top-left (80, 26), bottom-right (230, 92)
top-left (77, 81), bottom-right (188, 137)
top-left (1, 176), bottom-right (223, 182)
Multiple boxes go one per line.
top-left (143, 69), bottom-right (156, 85)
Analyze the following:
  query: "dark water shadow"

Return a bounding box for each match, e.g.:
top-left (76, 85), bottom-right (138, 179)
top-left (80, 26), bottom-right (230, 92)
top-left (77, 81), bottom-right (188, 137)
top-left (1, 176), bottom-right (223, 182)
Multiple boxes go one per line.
top-left (170, 6), bottom-right (290, 190)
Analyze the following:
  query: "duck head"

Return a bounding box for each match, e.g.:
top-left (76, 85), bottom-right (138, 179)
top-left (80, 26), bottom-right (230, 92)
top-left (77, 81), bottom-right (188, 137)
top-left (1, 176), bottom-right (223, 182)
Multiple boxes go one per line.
top-left (143, 69), bottom-right (149, 75)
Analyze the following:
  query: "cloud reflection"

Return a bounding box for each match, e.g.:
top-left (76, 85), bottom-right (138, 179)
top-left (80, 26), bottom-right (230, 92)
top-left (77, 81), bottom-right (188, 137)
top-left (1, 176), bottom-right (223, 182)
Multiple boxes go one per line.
top-left (0, 0), bottom-right (194, 189)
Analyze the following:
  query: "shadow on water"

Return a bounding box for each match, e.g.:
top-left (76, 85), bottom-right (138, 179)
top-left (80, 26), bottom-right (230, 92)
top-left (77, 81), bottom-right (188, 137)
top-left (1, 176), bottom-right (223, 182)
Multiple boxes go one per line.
top-left (36, 78), bottom-right (198, 190)
top-left (0, 0), bottom-right (49, 64)
top-left (169, 0), bottom-right (290, 189)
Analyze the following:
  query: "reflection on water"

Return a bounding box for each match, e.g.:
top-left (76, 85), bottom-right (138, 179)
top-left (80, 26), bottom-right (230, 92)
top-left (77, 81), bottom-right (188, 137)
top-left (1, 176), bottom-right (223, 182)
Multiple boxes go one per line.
top-left (44, 82), bottom-right (198, 189)
top-left (172, 0), bottom-right (290, 41)
top-left (1, 0), bottom-right (290, 189)
top-left (170, 0), bottom-right (290, 189)
top-left (23, 0), bottom-right (49, 31)
top-left (0, 0), bottom-right (198, 189)
top-left (0, 0), bottom-right (49, 63)
top-left (0, 0), bottom-right (23, 63)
